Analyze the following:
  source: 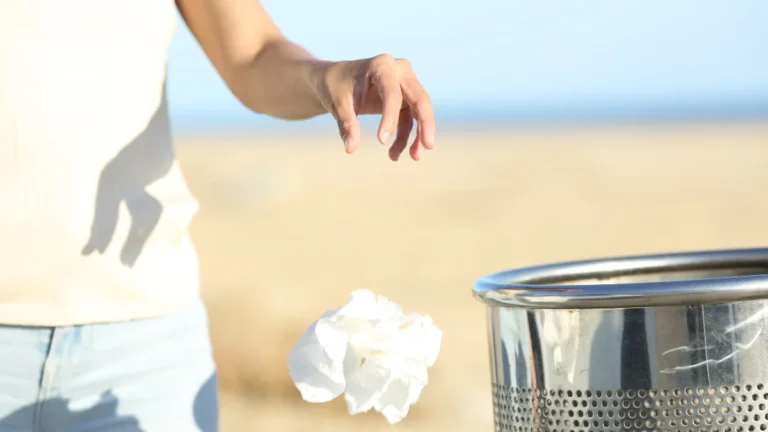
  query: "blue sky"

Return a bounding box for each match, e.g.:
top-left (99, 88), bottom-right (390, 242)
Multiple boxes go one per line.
top-left (166, 0), bottom-right (768, 131)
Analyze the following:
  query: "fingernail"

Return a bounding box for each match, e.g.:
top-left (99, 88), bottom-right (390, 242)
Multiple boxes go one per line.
top-left (381, 132), bottom-right (390, 145)
top-left (427, 134), bottom-right (435, 148)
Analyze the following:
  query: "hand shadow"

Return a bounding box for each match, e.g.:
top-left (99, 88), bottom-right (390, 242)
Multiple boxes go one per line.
top-left (0, 390), bottom-right (143, 432)
top-left (81, 93), bottom-right (175, 268)
top-left (0, 374), bottom-right (218, 431)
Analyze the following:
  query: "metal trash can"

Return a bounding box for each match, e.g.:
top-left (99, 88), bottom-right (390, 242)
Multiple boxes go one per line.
top-left (473, 248), bottom-right (768, 431)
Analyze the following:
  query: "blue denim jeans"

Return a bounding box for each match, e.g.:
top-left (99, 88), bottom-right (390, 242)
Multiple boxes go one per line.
top-left (0, 300), bottom-right (218, 432)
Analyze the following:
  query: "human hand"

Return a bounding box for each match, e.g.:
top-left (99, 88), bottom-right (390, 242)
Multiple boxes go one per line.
top-left (314, 54), bottom-right (436, 161)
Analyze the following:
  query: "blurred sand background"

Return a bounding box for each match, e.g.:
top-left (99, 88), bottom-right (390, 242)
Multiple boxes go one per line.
top-left (176, 121), bottom-right (768, 431)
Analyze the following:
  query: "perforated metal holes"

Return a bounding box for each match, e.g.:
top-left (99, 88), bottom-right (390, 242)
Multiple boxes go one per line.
top-left (493, 383), bottom-right (768, 431)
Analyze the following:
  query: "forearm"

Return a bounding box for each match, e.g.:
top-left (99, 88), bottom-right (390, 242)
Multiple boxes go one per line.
top-left (226, 39), bottom-right (332, 120)
top-left (176, 0), bottom-right (332, 120)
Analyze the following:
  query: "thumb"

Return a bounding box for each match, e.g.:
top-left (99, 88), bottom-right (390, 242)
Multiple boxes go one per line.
top-left (333, 93), bottom-right (361, 154)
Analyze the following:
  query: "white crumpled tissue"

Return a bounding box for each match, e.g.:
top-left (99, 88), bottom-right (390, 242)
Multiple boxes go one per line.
top-left (287, 289), bottom-right (442, 424)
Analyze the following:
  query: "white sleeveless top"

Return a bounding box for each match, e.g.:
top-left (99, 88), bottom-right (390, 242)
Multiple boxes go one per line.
top-left (0, 0), bottom-right (201, 325)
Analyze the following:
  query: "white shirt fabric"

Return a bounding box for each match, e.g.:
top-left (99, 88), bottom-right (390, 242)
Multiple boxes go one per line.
top-left (0, 0), bottom-right (202, 325)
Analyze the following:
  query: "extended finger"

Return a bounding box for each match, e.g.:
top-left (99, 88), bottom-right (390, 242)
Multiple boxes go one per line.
top-left (408, 124), bottom-right (422, 161)
top-left (400, 75), bottom-right (435, 150)
top-left (369, 59), bottom-right (403, 145)
top-left (333, 93), bottom-right (361, 154)
top-left (389, 108), bottom-right (414, 162)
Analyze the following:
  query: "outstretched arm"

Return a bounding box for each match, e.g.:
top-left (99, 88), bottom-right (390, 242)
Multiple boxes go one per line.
top-left (176, 0), bottom-right (435, 161)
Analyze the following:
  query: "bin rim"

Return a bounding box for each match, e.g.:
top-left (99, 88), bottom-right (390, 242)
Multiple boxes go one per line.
top-left (473, 247), bottom-right (768, 309)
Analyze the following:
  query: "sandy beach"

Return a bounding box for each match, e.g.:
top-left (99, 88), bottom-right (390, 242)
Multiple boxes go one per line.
top-left (175, 121), bottom-right (768, 431)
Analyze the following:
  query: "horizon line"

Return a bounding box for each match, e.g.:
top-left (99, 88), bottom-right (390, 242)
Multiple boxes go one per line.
top-left (170, 99), bottom-right (768, 133)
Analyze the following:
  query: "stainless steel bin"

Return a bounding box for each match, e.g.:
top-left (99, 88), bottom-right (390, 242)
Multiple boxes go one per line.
top-left (473, 248), bottom-right (768, 431)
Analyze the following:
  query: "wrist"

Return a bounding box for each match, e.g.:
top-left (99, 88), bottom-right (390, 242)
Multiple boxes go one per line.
top-left (304, 59), bottom-right (337, 115)
top-left (232, 40), bottom-right (333, 120)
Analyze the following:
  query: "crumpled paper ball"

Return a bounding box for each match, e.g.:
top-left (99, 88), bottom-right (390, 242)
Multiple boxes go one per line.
top-left (287, 289), bottom-right (442, 424)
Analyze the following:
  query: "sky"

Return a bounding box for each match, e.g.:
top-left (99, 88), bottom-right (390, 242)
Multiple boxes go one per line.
top-left (166, 0), bottom-right (768, 131)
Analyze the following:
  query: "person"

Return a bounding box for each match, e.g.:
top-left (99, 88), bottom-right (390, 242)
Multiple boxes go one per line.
top-left (0, 0), bottom-right (435, 430)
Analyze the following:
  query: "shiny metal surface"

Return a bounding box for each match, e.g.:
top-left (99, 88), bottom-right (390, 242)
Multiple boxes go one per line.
top-left (473, 248), bottom-right (768, 309)
top-left (475, 249), bottom-right (768, 431)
